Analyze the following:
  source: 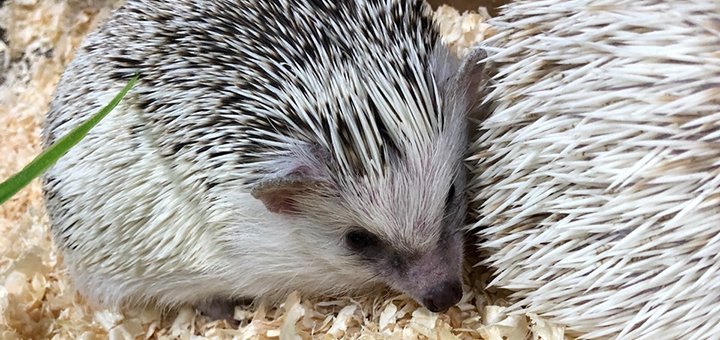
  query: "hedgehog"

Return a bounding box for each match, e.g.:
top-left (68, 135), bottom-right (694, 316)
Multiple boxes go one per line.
top-left (41, 0), bottom-right (487, 317)
top-left (469, 0), bottom-right (720, 338)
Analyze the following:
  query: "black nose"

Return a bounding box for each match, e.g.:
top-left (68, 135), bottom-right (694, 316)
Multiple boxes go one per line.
top-left (422, 280), bottom-right (463, 312)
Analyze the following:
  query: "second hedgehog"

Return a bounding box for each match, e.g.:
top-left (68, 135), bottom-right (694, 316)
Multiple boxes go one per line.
top-left (42, 0), bottom-right (486, 316)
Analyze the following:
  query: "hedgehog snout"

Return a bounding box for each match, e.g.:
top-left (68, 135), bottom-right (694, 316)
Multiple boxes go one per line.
top-left (421, 280), bottom-right (462, 313)
top-left (391, 239), bottom-right (463, 313)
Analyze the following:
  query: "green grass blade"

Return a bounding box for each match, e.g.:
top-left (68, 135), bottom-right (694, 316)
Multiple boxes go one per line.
top-left (0, 75), bottom-right (139, 205)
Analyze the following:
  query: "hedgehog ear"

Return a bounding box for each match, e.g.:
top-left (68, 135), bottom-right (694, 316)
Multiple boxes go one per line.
top-left (251, 173), bottom-right (325, 214)
top-left (251, 147), bottom-right (332, 215)
top-left (453, 46), bottom-right (488, 112)
top-left (431, 45), bottom-right (488, 118)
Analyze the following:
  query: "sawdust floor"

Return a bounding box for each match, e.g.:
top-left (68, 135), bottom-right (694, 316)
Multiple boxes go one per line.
top-left (0, 1), bottom-right (565, 339)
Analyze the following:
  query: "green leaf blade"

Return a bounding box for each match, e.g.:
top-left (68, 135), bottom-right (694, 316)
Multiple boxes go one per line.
top-left (0, 75), bottom-right (139, 205)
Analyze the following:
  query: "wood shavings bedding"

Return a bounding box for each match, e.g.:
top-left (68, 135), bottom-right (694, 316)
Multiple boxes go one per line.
top-left (0, 1), bottom-right (565, 338)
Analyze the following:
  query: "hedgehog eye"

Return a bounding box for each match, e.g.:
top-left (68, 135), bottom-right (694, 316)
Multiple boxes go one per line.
top-left (345, 229), bottom-right (380, 252)
top-left (445, 183), bottom-right (456, 208)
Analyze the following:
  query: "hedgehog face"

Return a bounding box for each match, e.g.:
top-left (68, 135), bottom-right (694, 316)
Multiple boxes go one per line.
top-left (249, 122), bottom-right (470, 311)
top-left (338, 153), bottom-right (468, 313)
top-left (331, 128), bottom-right (470, 311)
top-left (251, 142), bottom-right (468, 312)
top-left (250, 46), bottom-right (485, 311)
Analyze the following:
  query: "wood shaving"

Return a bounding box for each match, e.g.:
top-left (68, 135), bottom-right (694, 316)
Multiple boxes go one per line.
top-left (0, 1), bottom-right (565, 339)
top-left (434, 5), bottom-right (496, 56)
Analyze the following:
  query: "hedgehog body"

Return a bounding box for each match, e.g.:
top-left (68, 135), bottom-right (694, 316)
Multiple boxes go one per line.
top-left (43, 0), bottom-right (485, 314)
top-left (470, 0), bottom-right (720, 338)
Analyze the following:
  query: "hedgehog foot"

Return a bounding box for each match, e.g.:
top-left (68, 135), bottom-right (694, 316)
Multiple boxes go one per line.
top-left (196, 297), bottom-right (252, 327)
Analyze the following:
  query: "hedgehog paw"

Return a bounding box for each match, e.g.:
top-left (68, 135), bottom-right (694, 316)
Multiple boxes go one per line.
top-left (196, 297), bottom-right (251, 327)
